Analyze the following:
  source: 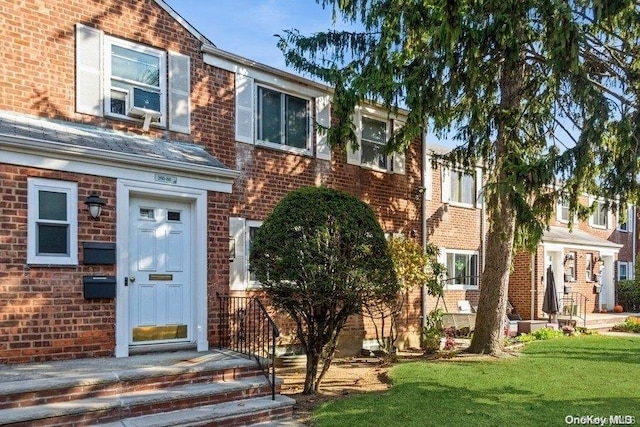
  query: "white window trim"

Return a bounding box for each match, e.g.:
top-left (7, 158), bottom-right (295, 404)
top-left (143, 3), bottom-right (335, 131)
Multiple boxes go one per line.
top-left (440, 248), bottom-right (480, 290)
top-left (618, 261), bottom-right (629, 281)
top-left (617, 206), bottom-right (633, 232)
top-left (359, 114), bottom-right (391, 171)
top-left (557, 199), bottom-right (571, 223)
top-left (347, 107), bottom-right (405, 174)
top-left (104, 36), bottom-right (167, 128)
top-left (27, 178), bottom-right (78, 266)
top-left (442, 166), bottom-right (480, 209)
top-left (255, 84), bottom-right (313, 155)
top-left (246, 220), bottom-right (263, 289)
top-left (589, 198), bottom-right (609, 230)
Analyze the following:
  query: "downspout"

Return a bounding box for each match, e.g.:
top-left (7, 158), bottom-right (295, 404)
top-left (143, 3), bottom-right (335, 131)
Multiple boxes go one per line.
top-left (531, 252), bottom-right (536, 320)
top-left (421, 132), bottom-right (428, 332)
top-left (633, 205), bottom-right (637, 279)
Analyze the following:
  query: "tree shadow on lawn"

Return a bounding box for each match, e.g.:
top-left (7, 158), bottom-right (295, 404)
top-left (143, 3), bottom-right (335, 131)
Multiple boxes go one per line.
top-left (313, 380), bottom-right (640, 427)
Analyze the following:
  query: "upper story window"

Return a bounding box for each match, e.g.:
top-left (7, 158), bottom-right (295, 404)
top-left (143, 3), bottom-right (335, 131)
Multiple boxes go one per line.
top-left (235, 73), bottom-right (329, 158)
top-left (76, 23), bottom-right (191, 134)
top-left (590, 200), bottom-right (608, 228)
top-left (618, 206), bottom-right (633, 232)
top-left (257, 86), bottom-right (310, 150)
top-left (27, 178), bottom-right (78, 265)
top-left (345, 109), bottom-right (406, 174)
top-left (449, 170), bottom-right (476, 205)
top-left (557, 197), bottom-right (571, 223)
top-left (107, 41), bottom-right (164, 122)
top-left (441, 166), bottom-right (480, 207)
top-left (361, 116), bottom-right (389, 169)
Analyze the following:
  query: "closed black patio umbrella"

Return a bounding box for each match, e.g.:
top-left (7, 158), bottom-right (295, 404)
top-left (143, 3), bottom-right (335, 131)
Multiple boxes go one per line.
top-left (542, 266), bottom-right (559, 322)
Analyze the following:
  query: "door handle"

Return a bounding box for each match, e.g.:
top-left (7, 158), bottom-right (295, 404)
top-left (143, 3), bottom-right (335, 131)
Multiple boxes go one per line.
top-left (125, 276), bottom-right (136, 286)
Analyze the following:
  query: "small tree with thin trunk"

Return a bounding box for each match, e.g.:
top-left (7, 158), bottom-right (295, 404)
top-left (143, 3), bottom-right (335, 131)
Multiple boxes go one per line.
top-left (250, 186), bottom-right (398, 394)
top-left (364, 237), bottom-right (443, 358)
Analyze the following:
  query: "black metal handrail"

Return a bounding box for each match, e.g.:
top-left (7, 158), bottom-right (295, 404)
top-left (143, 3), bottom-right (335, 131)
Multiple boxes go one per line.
top-left (560, 292), bottom-right (588, 328)
top-left (217, 293), bottom-right (280, 400)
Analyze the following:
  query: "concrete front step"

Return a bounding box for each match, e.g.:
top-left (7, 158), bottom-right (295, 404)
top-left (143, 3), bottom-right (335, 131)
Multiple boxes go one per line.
top-left (0, 350), bottom-right (292, 427)
top-left (0, 376), bottom-right (280, 426)
top-left (0, 351), bottom-right (261, 410)
top-left (98, 395), bottom-right (296, 427)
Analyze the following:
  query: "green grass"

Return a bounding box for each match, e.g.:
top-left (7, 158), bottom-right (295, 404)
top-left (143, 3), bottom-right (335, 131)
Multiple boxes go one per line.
top-left (312, 335), bottom-right (640, 427)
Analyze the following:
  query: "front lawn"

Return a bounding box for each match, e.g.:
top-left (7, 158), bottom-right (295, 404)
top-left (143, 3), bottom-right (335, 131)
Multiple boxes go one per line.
top-left (312, 335), bottom-right (640, 426)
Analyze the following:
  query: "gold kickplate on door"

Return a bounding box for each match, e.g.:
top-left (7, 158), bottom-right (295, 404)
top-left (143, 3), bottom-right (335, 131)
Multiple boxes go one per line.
top-left (132, 325), bottom-right (187, 341)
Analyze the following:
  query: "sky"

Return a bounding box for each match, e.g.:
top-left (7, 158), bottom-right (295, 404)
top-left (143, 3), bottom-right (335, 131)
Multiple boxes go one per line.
top-left (166, 0), bottom-right (348, 72)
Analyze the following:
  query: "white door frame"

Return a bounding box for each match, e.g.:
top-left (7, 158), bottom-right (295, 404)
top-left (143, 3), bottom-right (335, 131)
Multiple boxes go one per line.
top-left (543, 247), bottom-right (565, 316)
top-left (599, 253), bottom-right (616, 311)
top-left (115, 179), bottom-right (209, 358)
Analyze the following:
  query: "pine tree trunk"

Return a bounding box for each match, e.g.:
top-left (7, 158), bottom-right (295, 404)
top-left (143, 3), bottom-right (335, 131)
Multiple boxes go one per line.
top-left (467, 192), bottom-right (516, 354)
top-left (468, 31), bottom-right (524, 354)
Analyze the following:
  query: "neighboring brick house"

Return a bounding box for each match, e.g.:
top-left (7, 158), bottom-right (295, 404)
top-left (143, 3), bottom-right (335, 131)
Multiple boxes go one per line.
top-left (508, 197), bottom-right (636, 320)
top-left (206, 50), bottom-right (423, 354)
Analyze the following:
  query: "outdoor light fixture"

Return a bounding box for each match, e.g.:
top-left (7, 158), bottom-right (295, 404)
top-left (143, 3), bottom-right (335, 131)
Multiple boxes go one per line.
top-left (85, 192), bottom-right (106, 220)
top-left (564, 253), bottom-right (575, 263)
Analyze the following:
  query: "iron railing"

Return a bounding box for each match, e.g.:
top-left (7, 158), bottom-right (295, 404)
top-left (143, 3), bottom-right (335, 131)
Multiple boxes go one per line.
top-left (217, 293), bottom-right (280, 400)
top-left (559, 292), bottom-right (588, 328)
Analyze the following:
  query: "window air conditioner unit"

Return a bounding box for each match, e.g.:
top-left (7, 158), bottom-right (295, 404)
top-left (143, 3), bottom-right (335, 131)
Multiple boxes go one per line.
top-left (127, 88), bottom-right (162, 130)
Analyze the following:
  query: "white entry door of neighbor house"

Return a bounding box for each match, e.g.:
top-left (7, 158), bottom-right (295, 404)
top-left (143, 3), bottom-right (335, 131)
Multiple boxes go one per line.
top-left (128, 197), bottom-right (192, 345)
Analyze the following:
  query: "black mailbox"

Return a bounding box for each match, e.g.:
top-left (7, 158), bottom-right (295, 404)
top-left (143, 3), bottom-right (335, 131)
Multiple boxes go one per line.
top-left (83, 242), bottom-right (116, 265)
top-left (83, 276), bottom-right (116, 299)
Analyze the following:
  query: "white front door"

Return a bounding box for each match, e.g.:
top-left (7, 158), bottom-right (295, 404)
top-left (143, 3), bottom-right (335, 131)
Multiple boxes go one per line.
top-left (128, 197), bottom-right (192, 345)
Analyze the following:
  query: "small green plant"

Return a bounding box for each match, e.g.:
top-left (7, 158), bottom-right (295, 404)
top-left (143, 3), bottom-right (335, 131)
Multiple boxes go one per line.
top-left (612, 317), bottom-right (640, 333)
top-left (516, 327), bottom-right (564, 343)
top-left (422, 309), bottom-right (445, 354)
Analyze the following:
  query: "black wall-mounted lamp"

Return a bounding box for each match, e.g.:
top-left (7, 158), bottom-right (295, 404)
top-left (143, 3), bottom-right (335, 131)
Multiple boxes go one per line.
top-left (85, 192), bottom-right (106, 220)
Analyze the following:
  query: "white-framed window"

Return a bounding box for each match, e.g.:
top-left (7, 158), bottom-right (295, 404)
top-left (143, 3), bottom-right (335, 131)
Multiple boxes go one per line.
top-left (441, 166), bottom-right (481, 207)
top-left (618, 206), bottom-right (633, 232)
top-left (229, 217), bottom-right (262, 290)
top-left (566, 251), bottom-right (577, 281)
top-left (105, 38), bottom-right (166, 124)
top-left (75, 23), bottom-right (190, 133)
top-left (235, 73), bottom-right (331, 159)
top-left (590, 199), bottom-right (609, 228)
top-left (557, 196), bottom-right (571, 223)
top-left (360, 116), bottom-right (389, 169)
top-left (585, 253), bottom-right (593, 282)
top-left (345, 108), bottom-right (406, 174)
top-left (256, 85), bottom-right (311, 151)
top-left (449, 170), bottom-right (476, 205)
top-left (618, 261), bottom-right (629, 281)
top-left (442, 249), bottom-right (479, 289)
top-left (27, 178), bottom-right (78, 265)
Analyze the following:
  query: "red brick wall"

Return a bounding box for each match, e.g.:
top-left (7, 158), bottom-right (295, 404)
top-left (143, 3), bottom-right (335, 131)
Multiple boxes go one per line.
top-left (0, 166), bottom-right (117, 363)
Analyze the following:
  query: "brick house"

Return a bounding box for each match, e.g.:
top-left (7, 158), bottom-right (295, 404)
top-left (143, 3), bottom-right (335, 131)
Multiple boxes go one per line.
top-left (508, 198), bottom-right (636, 320)
top-left (1, 0), bottom-right (635, 366)
top-left (0, 0), bottom-right (422, 363)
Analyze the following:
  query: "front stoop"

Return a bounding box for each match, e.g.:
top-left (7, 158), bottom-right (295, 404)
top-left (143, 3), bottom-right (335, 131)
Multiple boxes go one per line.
top-left (0, 350), bottom-right (295, 427)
